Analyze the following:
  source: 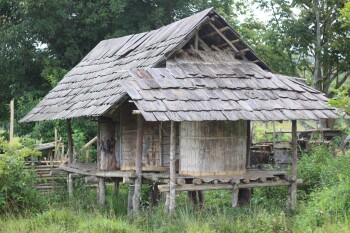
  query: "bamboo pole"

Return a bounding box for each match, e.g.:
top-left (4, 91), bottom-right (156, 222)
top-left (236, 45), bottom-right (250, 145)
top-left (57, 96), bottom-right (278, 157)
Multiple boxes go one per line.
top-left (9, 99), bottom-right (14, 145)
top-left (54, 128), bottom-right (58, 161)
top-left (289, 120), bottom-right (298, 210)
top-left (169, 121), bottom-right (176, 213)
top-left (132, 115), bottom-right (144, 212)
top-left (246, 120), bottom-right (251, 168)
top-left (66, 119), bottom-right (74, 164)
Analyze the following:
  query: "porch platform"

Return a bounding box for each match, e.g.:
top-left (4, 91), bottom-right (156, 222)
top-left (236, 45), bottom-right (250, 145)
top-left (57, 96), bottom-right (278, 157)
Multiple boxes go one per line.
top-left (58, 163), bottom-right (298, 191)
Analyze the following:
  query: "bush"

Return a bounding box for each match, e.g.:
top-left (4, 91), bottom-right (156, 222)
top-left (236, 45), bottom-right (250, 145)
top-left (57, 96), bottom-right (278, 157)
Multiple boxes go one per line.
top-left (0, 137), bottom-right (42, 214)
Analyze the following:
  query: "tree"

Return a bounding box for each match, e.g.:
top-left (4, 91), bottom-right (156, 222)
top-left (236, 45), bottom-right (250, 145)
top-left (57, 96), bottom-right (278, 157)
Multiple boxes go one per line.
top-left (0, 0), bottom-right (238, 139)
top-left (253, 0), bottom-right (350, 96)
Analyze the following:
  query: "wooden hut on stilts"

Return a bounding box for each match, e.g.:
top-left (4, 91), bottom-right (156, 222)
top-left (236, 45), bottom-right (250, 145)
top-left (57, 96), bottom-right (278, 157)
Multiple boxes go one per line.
top-left (21, 8), bottom-right (338, 213)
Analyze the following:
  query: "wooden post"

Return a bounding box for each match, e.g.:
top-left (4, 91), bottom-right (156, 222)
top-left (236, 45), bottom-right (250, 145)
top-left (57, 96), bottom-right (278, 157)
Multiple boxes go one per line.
top-left (246, 120), bottom-right (251, 168)
top-left (168, 121), bottom-right (177, 213)
top-left (54, 128), bottom-right (58, 161)
top-left (288, 120), bottom-right (298, 210)
top-left (99, 120), bottom-right (116, 171)
top-left (128, 184), bottom-right (135, 214)
top-left (67, 173), bottom-right (73, 198)
top-left (232, 186), bottom-right (239, 207)
top-left (98, 178), bottom-right (106, 205)
top-left (132, 115), bottom-right (144, 212)
top-left (198, 191), bottom-right (205, 208)
top-left (66, 119), bottom-right (74, 164)
top-left (188, 191), bottom-right (198, 205)
top-left (114, 178), bottom-right (120, 197)
top-left (165, 191), bottom-right (170, 212)
top-left (9, 99), bottom-right (14, 145)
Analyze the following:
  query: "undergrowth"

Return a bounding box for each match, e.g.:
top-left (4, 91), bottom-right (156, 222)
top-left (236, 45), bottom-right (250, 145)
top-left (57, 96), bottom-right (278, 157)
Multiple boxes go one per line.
top-left (2, 145), bottom-right (350, 232)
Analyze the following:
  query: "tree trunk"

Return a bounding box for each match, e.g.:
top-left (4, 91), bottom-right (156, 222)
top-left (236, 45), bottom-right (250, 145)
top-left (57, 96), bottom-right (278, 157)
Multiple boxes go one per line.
top-left (312, 0), bottom-right (322, 91)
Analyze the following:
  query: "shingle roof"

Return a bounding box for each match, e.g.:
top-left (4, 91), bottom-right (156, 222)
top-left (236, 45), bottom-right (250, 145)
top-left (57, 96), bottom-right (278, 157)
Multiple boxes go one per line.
top-left (21, 8), bottom-right (216, 122)
top-left (125, 50), bottom-right (338, 121)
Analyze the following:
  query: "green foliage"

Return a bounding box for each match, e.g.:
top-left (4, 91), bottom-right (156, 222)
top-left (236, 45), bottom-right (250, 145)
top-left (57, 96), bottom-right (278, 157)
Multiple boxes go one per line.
top-left (340, 1), bottom-right (350, 28)
top-left (329, 84), bottom-right (350, 116)
top-left (0, 137), bottom-right (42, 214)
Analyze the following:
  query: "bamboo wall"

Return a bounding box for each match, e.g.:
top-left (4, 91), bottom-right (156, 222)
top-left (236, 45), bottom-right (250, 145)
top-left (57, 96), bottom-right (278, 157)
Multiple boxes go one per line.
top-left (119, 102), bottom-right (171, 171)
top-left (179, 121), bottom-right (247, 176)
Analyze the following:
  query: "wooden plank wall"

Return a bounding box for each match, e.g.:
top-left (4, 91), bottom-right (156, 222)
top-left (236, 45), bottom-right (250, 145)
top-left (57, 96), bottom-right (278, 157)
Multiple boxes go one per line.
top-left (179, 121), bottom-right (247, 176)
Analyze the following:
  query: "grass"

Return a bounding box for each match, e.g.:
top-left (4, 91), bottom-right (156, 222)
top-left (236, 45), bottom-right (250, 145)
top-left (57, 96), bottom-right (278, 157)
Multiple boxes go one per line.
top-left (1, 183), bottom-right (350, 233)
top-left (2, 145), bottom-right (350, 232)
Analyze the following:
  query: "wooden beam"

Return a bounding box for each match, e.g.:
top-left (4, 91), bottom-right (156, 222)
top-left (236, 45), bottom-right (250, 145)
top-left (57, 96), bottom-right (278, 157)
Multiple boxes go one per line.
top-left (202, 26), bottom-right (230, 38)
top-left (82, 136), bottom-right (97, 150)
top-left (9, 99), bottom-right (14, 145)
top-left (158, 180), bottom-right (302, 192)
top-left (198, 37), bottom-right (210, 51)
top-left (208, 23), bottom-right (239, 53)
top-left (211, 45), bottom-right (221, 51)
top-left (132, 110), bottom-right (141, 115)
top-left (194, 32), bottom-right (199, 49)
top-left (133, 115), bottom-right (144, 212)
top-left (288, 120), bottom-right (298, 210)
top-left (66, 119), bottom-right (74, 164)
top-left (218, 38), bottom-right (241, 48)
top-left (169, 121), bottom-right (177, 213)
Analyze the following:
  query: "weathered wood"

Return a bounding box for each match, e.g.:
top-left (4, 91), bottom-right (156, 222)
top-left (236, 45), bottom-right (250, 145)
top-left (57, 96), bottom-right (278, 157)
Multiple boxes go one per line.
top-left (54, 128), bottom-right (58, 160)
top-left (198, 37), bottom-right (210, 51)
top-left (169, 121), bottom-right (177, 213)
top-left (95, 170), bottom-right (136, 178)
top-left (133, 115), bottom-right (144, 212)
top-left (159, 123), bottom-right (163, 166)
top-left (82, 136), bottom-right (97, 150)
top-left (246, 120), bottom-right (251, 168)
top-left (66, 119), bottom-right (74, 164)
top-left (288, 120), bottom-right (298, 210)
top-left (208, 22), bottom-right (242, 57)
top-left (177, 178), bottom-right (186, 185)
top-left (127, 185), bottom-right (135, 214)
top-left (165, 191), bottom-right (170, 213)
top-left (9, 99), bottom-right (14, 145)
top-left (202, 26), bottom-right (230, 38)
top-left (194, 32), bottom-right (199, 49)
top-left (158, 180), bottom-right (302, 192)
top-left (98, 177), bottom-right (106, 205)
top-left (67, 173), bottom-right (73, 198)
top-left (99, 119), bottom-right (116, 171)
top-left (231, 186), bottom-right (239, 207)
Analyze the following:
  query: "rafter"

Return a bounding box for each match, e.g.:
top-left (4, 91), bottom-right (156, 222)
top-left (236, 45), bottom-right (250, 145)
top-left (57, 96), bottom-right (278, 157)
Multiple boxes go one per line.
top-left (201, 26), bottom-right (230, 39)
top-left (208, 22), bottom-right (247, 60)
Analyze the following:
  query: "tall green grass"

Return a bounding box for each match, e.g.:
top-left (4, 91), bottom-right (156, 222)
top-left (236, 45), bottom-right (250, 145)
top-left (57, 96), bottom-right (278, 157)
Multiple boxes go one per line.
top-left (2, 145), bottom-right (350, 232)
